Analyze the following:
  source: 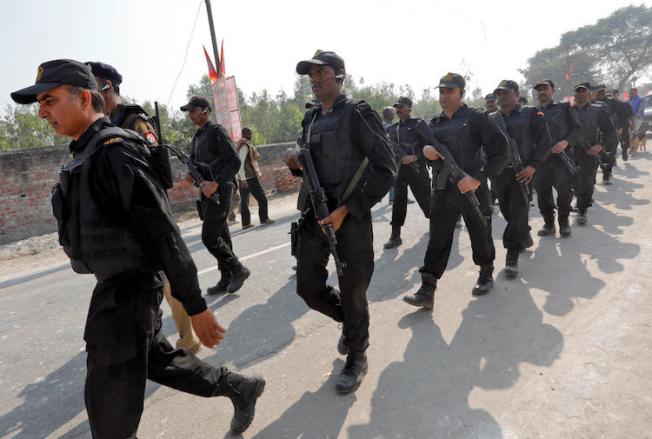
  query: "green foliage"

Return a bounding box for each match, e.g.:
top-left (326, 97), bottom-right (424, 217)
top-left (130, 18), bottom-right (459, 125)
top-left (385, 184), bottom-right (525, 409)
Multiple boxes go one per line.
top-left (0, 104), bottom-right (68, 150)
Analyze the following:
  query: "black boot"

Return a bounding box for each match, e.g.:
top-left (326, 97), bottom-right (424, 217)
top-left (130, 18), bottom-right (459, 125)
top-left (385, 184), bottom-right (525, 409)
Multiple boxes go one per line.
top-left (537, 215), bottom-right (556, 237)
top-left (602, 171), bottom-right (612, 185)
top-left (523, 233), bottom-right (534, 249)
top-left (337, 333), bottom-right (348, 356)
top-left (577, 209), bottom-right (587, 226)
top-left (472, 264), bottom-right (494, 296)
top-left (227, 262), bottom-right (251, 294)
top-left (559, 215), bottom-right (572, 237)
top-left (383, 226), bottom-right (402, 249)
top-left (335, 350), bottom-right (368, 395)
top-left (207, 271), bottom-right (232, 295)
top-left (214, 371), bottom-right (266, 435)
top-left (403, 273), bottom-right (437, 310)
top-left (504, 250), bottom-right (519, 278)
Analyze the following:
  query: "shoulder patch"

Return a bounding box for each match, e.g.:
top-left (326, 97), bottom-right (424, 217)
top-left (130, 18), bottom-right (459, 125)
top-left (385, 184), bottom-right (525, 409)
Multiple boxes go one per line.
top-left (102, 136), bottom-right (124, 145)
top-left (143, 130), bottom-right (158, 145)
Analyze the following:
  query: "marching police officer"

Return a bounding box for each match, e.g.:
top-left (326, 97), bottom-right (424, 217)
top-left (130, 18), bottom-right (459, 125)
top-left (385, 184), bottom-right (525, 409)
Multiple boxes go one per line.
top-left (403, 72), bottom-right (508, 310)
top-left (592, 84), bottom-right (618, 184)
top-left (532, 79), bottom-right (583, 237)
top-left (573, 82), bottom-right (617, 224)
top-left (87, 61), bottom-right (201, 353)
top-left (384, 96), bottom-right (431, 249)
top-left (492, 80), bottom-right (551, 277)
top-left (181, 96), bottom-right (251, 295)
top-left (285, 50), bottom-right (396, 394)
top-left (11, 59), bottom-right (264, 437)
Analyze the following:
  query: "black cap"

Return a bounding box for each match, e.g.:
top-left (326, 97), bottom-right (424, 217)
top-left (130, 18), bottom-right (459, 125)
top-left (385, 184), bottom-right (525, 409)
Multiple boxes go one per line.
top-left (494, 79), bottom-right (519, 93)
top-left (180, 96), bottom-right (211, 112)
top-left (485, 93), bottom-right (497, 102)
top-left (11, 59), bottom-right (97, 104)
top-left (595, 84), bottom-right (607, 91)
top-left (296, 50), bottom-right (345, 75)
top-left (393, 96), bottom-right (413, 108)
top-left (86, 61), bottom-right (123, 85)
top-left (533, 79), bottom-right (555, 90)
top-left (437, 72), bottom-right (465, 89)
top-left (574, 81), bottom-right (592, 91)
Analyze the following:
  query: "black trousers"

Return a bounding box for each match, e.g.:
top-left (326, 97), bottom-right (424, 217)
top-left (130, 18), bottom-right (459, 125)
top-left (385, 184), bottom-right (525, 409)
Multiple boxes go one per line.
top-left (601, 142), bottom-right (617, 178)
top-left (621, 124), bottom-right (630, 153)
top-left (239, 177), bottom-right (269, 226)
top-left (296, 211), bottom-right (374, 352)
top-left (84, 272), bottom-right (226, 439)
top-left (200, 182), bottom-right (238, 274)
top-left (493, 168), bottom-right (531, 251)
top-left (390, 163), bottom-right (431, 227)
top-left (533, 156), bottom-right (574, 218)
top-left (575, 153), bottom-right (599, 210)
top-left (421, 183), bottom-right (495, 279)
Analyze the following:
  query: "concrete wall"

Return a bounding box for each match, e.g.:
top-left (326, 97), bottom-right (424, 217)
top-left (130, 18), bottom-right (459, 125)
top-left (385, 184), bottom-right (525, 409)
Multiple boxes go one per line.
top-left (0, 142), bottom-right (301, 244)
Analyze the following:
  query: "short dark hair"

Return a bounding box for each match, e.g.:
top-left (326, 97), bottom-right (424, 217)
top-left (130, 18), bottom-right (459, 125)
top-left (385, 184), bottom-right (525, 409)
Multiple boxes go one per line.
top-left (242, 127), bottom-right (253, 136)
top-left (68, 85), bottom-right (104, 112)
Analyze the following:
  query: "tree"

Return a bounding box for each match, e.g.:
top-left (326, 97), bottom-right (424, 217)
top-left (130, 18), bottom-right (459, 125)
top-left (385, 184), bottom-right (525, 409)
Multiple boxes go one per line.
top-left (0, 104), bottom-right (68, 150)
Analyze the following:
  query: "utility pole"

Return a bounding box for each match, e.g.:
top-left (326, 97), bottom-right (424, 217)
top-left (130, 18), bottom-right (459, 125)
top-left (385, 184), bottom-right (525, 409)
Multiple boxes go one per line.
top-left (204, 0), bottom-right (221, 71)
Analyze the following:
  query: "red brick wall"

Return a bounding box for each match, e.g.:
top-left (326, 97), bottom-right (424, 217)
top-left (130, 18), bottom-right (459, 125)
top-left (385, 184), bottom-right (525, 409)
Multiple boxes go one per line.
top-left (0, 142), bottom-right (302, 244)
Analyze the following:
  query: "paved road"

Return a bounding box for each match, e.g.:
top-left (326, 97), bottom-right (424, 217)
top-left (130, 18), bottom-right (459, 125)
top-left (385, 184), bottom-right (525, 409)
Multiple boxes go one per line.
top-left (1, 153), bottom-right (651, 438)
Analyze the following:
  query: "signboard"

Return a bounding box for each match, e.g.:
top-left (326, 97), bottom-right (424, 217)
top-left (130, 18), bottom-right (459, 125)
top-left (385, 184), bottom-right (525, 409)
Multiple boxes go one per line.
top-left (211, 75), bottom-right (242, 142)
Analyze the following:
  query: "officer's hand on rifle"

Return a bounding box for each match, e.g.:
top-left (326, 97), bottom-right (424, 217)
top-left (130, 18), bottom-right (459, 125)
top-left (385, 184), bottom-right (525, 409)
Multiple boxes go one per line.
top-left (587, 144), bottom-right (604, 156)
top-left (516, 165), bottom-right (536, 184)
top-left (457, 175), bottom-right (481, 194)
top-left (284, 148), bottom-right (303, 170)
top-left (319, 204), bottom-right (349, 233)
top-left (550, 139), bottom-right (569, 154)
top-left (200, 181), bottom-right (219, 198)
top-left (423, 145), bottom-right (445, 161)
top-left (191, 309), bottom-right (226, 348)
top-left (401, 155), bottom-right (418, 165)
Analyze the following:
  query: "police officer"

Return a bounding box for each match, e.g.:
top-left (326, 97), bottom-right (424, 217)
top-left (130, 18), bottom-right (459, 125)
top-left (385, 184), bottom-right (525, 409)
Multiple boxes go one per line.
top-left (573, 82), bottom-right (617, 224)
top-left (11, 59), bottom-right (264, 437)
top-left (403, 73), bottom-right (508, 310)
top-left (285, 50), bottom-right (396, 394)
top-left (611, 89), bottom-right (632, 161)
top-left (592, 84), bottom-right (618, 184)
top-left (383, 96), bottom-right (432, 249)
top-left (492, 80), bottom-right (551, 277)
top-left (532, 79), bottom-right (583, 237)
top-left (181, 96), bottom-right (251, 295)
top-left (87, 61), bottom-right (201, 353)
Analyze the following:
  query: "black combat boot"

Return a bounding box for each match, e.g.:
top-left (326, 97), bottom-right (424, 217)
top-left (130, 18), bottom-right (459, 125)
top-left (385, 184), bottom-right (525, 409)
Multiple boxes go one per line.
top-left (623, 149), bottom-right (629, 161)
top-left (214, 371), bottom-right (266, 435)
top-left (537, 215), bottom-right (556, 237)
top-left (335, 350), bottom-right (368, 395)
top-left (504, 250), bottom-right (519, 278)
top-left (227, 261), bottom-right (251, 294)
top-left (383, 226), bottom-right (402, 249)
top-left (559, 215), bottom-right (572, 237)
top-left (523, 233), bottom-right (534, 249)
top-left (602, 171), bottom-right (612, 185)
top-left (403, 273), bottom-right (437, 310)
top-left (577, 208), bottom-right (587, 226)
top-left (472, 264), bottom-right (494, 296)
top-left (207, 270), bottom-right (232, 295)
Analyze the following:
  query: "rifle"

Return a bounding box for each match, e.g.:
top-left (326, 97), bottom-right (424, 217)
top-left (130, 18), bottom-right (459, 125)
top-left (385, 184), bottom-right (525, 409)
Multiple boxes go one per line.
top-left (541, 119), bottom-right (578, 177)
top-left (298, 147), bottom-right (346, 277)
top-left (490, 113), bottom-right (529, 206)
top-left (154, 101), bottom-right (220, 205)
top-left (414, 122), bottom-right (485, 222)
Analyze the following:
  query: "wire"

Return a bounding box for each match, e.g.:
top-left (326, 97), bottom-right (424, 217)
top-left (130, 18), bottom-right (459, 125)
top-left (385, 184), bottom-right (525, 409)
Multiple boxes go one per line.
top-left (166, 0), bottom-right (203, 108)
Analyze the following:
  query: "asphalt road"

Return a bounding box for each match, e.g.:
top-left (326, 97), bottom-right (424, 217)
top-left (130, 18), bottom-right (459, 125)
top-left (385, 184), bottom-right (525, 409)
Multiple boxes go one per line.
top-left (1, 152), bottom-right (651, 439)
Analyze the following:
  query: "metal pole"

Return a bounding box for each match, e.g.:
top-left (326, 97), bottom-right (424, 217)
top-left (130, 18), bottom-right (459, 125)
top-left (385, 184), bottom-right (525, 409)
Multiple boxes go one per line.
top-left (204, 0), bottom-right (221, 71)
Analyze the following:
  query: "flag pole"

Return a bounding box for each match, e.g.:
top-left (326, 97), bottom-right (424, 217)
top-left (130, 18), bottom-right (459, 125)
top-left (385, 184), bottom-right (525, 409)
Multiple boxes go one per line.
top-left (204, 0), bottom-right (221, 72)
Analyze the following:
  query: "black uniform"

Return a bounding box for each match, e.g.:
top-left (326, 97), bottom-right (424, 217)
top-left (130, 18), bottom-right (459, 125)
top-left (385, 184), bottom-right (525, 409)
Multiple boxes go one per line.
top-left (190, 121), bottom-right (244, 280)
top-left (295, 95), bottom-right (396, 353)
top-left (574, 102), bottom-right (618, 210)
top-left (421, 104), bottom-right (508, 279)
top-left (492, 106), bottom-right (551, 251)
top-left (533, 101), bottom-right (583, 224)
top-left (386, 117), bottom-right (432, 227)
top-left (593, 100), bottom-right (618, 179)
top-left (51, 118), bottom-right (235, 438)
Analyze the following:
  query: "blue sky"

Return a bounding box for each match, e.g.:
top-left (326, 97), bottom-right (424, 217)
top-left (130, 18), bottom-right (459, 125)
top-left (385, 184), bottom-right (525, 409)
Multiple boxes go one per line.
top-left (1, 0), bottom-right (650, 114)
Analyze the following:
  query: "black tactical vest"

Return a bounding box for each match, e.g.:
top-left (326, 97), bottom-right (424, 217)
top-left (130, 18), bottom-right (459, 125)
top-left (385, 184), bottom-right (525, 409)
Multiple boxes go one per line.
top-left (540, 102), bottom-right (572, 146)
top-left (576, 103), bottom-right (602, 145)
top-left (504, 106), bottom-right (536, 163)
top-left (52, 127), bottom-right (159, 275)
top-left (303, 99), bottom-right (366, 204)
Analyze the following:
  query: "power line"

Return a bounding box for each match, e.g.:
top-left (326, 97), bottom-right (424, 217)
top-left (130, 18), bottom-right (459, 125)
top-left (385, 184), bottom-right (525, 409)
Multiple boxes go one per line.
top-left (166, 0), bottom-right (203, 108)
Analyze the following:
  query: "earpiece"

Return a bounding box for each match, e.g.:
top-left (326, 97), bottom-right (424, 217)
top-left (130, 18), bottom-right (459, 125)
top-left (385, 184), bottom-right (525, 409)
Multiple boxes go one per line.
top-left (100, 83), bottom-right (110, 92)
top-left (335, 73), bottom-right (345, 80)
top-left (201, 108), bottom-right (209, 114)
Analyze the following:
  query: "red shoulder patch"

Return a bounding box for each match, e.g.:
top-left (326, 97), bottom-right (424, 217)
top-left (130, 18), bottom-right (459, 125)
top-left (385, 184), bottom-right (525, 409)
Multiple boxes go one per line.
top-left (144, 130), bottom-right (158, 145)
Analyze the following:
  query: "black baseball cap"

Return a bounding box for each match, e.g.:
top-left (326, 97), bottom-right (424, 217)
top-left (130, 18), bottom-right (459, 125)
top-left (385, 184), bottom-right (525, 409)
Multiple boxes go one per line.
top-left (296, 50), bottom-right (345, 75)
top-left (86, 61), bottom-right (123, 85)
top-left (11, 59), bottom-right (97, 104)
top-left (180, 96), bottom-right (211, 111)
top-left (485, 93), bottom-right (497, 102)
top-left (574, 82), bottom-right (592, 91)
top-left (595, 84), bottom-right (607, 91)
top-left (494, 79), bottom-right (519, 93)
top-left (393, 96), bottom-right (413, 108)
top-left (437, 72), bottom-right (465, 89)
top-left (533, 79), bottom-right (555, 90)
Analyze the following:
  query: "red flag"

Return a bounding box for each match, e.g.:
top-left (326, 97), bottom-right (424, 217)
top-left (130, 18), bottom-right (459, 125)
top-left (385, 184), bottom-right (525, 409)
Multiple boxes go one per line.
top-left (203, 45), bottom-right (219, 83)
top-left (220, 40), bottom-right (226, 76)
